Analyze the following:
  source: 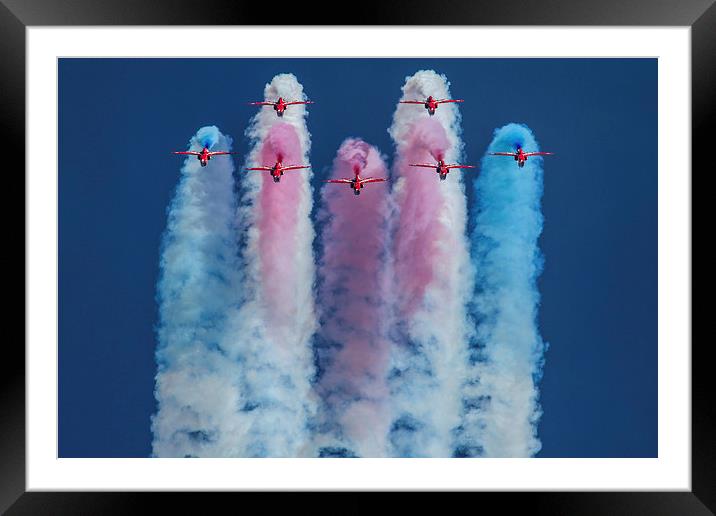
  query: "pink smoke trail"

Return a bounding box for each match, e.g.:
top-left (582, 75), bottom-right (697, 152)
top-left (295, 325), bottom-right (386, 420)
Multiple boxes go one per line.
top-left (224, 73), bottom-right (317, 457)
top-left (315, 139), bottom-right (391, 457)
top-left (392, 118), bottom-right (454, 316)
top-left (256, 122), bottom-right (304, 333)
top-left (387, 70), bottom-right (473, 457)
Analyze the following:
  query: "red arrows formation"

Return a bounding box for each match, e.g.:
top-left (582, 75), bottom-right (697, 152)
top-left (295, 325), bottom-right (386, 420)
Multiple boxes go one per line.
top-left (173, 96), bottom-right (553, 195)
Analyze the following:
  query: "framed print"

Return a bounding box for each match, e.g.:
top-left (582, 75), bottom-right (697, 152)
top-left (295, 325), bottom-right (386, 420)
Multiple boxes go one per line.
top-left (4, 0), bottom-right (708, 512)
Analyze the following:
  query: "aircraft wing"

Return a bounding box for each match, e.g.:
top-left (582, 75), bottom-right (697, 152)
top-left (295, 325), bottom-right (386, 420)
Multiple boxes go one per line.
top-left (436, 99), bottom-right (464, 104)
top-left (490, 152), bottom-right (517, 157)
top-left (174, 151), bottom-right (201, 156)
top-left (409, 163), bottom-right (437, 168)
top-left (524, 152), bottom-right (554, 157)
top-left (286, 101), bottom-right (314, 105)
top-left (399, 100), bottom-right (424, 104)
top-left (446, 164), bottom-right (476, 170)
top-left (249, 101), bottom-right (274, 106)
top-left (207, 151), bottom-right (234, 156)
top-left (325, 179), bottom-right (353, 184)
top-left (246, 167), bottom-right (272, 171)
top-left (281, 165), bottom-right (310, 171)
top-left (360, 178), bottom-right (387, 184)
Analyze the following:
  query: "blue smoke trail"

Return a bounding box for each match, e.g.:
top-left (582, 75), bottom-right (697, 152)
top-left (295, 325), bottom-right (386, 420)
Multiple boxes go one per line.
top-left (197, 125), bottom-right (220, 149)
top-left (459, 122), bottom-right (547, 457)
top-left (151, 126), bottom-right (246, 457)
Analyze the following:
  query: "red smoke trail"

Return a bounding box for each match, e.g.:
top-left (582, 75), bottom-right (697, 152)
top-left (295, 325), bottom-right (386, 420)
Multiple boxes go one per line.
top-left (316, 139), bottom-right (392, 456)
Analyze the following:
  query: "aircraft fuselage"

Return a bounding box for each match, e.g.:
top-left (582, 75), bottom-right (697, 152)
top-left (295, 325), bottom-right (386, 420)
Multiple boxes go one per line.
top-left (271, 162), bottom-right (285, 182)
top-left (274, 98), bottom-right (287, 116)
top-left (198, 148), bottom-right (211, 166)
top-left (515, 149), bottom-right (528, 167)
top-left (425, 97), bottom-right (439, 115)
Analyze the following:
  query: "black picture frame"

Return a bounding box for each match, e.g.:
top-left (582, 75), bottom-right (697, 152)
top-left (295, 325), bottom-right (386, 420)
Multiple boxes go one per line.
top-left (3, 0), bottom-right (707, 512)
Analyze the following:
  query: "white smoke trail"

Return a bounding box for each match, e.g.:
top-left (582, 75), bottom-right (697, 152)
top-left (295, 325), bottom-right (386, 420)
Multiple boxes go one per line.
top-left (461, 122), bottom-right (547, 457)
top-left (388, 70), bottom-right (464, 159)
top-left (387, 70), bottom-right (474, 457)
top-left (245, 73), bottom-right (312, 154)
top-left (221, 73), bottom-right (318, 457)
top-left (152, 126), bottom-right (248, 457)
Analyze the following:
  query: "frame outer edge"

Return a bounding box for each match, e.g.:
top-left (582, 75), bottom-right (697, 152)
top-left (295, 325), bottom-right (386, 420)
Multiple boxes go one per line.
top-left (692, 2), bottom-right (715, 513)
top-left (0, 0), bottom-right (714, 25)
top-left (3, 0), bottom-right (711, 511)
top-left (0, 0), bottom-right (27, 514)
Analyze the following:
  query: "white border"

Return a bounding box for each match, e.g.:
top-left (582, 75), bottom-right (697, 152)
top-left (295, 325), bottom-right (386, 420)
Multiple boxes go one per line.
top-left (27, 27), bottom-right (691, 490)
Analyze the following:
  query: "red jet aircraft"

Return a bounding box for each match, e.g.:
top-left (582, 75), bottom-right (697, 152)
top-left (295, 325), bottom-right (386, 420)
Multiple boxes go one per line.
top-left (399, 95), bottom-right (464, 116)
top-left (325, 163), bottom-right (387, 196)
top-left (409, 159), bottom-right (476, 181)
top-left (174, 146), bottom-right (235, 167)
top-left (249, 97), bottom-right (314, 117)
top-left (246, 158), bottom-right (310, 183)
top-left (489, 147), bottom-right (554, 168)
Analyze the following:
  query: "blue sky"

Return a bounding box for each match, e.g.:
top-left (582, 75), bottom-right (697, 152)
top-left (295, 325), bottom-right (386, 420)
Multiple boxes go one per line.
top-left (58, 58), bottom-right (657, 457)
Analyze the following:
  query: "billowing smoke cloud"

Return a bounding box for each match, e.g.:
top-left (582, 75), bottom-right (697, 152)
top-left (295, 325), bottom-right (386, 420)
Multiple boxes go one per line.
top-left (460, 123), bottom-right (547, 457)
top-left (221, 73), bottom-right (318, 456)
top-left (196, 125), bottom-right (220, 149)
top-left (314, 139), bottom-right (392, 457)
top-left (152, 77), bottom-right (548, 459)
top-left (246, 73), bottom-right (312, 153)
top-left (387, 70), bottom-right (474, 457)
top-left (152, 126), bottom-right (247, 457)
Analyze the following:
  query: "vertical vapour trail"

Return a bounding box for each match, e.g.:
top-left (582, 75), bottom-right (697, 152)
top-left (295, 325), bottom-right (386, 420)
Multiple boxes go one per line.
top-left (461, 123), bottom-right (547, 457)
top-left (223, 73), bottom-right (318, 456)
top-left (314, 139), bottom-right (391, 457)
top-left (387, 70), bottom-right (473, 457)
top-left (152, 126), bottom-right (246, 457)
